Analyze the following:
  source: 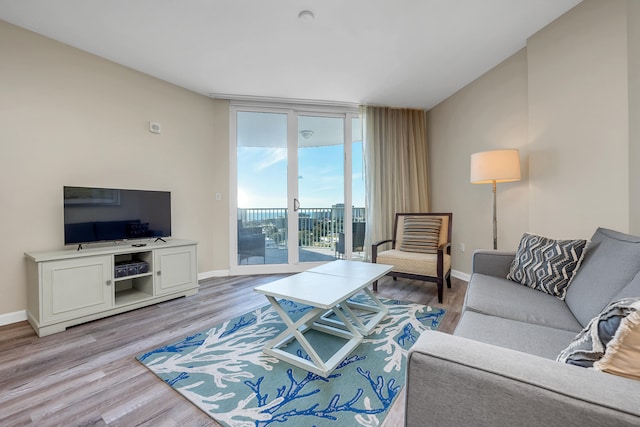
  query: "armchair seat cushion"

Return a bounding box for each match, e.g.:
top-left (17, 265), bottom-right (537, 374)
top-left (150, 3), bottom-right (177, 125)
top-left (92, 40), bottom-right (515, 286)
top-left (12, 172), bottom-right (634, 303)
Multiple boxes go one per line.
top-left (376, 249), bottom-right (451, 277)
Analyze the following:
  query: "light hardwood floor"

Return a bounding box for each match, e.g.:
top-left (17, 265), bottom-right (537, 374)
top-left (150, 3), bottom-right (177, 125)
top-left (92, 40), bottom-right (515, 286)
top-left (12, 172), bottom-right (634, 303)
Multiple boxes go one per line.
top-left (0, 273), bottom-right (467, 426)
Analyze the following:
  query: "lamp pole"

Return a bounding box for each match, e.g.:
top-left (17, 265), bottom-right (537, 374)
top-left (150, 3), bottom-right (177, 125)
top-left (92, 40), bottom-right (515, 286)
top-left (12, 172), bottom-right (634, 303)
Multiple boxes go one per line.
top-left (492, 180), bottom-right (497, 250)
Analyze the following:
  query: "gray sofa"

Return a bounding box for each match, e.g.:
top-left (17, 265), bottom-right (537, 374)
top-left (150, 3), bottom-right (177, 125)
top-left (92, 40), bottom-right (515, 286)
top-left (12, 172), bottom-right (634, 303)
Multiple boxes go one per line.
top-left (405, 228), bottom-right (640, 426)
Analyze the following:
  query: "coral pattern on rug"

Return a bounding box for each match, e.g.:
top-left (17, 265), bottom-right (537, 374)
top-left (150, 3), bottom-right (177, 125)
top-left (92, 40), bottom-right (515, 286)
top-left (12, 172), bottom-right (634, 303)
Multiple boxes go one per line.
top-left (137, 297), bottom-right (445, 427)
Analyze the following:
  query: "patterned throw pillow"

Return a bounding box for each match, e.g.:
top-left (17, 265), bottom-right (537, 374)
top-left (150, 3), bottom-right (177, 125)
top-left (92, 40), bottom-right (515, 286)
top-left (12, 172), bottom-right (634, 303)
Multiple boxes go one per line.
top-left (506, 233), bottom-right (587, 299)
top-left (557, 298), bottom-right (640, 369)
top-left (399, 216), bottom-right (442, 254)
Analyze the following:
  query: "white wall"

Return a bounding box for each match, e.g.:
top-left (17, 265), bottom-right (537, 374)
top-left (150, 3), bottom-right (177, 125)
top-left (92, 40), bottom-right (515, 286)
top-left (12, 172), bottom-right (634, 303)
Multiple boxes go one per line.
top-left (527, 0), bottom-right (629, 237)
top-left (0, 20), bottom-right (230, 316)
top-left (428, 49), bottom-right (529, 274)
top-left (429, 0), bottom-right (635, 274)
top-left (628, 0), bottom-right (640, 235)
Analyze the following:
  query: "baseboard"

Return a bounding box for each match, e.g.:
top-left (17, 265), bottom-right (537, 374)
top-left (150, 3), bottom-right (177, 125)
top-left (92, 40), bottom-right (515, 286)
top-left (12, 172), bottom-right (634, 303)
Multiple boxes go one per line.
top-left (452, 269), bottom-right (471, 282)
top-left (0, 271), bottom-right (228, 328)
top-left (198, 269), bottom-right (230, 281)
top-left (0, 310), bottom-right (27, 327)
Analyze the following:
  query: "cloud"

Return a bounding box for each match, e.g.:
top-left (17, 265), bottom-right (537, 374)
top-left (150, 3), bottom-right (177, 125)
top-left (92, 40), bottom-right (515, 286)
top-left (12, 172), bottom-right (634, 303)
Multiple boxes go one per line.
top-left (255, 148), bottom-right (287, 171)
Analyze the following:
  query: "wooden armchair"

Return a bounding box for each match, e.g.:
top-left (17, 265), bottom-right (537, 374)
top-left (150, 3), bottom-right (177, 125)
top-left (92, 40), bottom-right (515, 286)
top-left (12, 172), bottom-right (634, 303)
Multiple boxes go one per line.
top-left (371, 213), bottom-right (452, 303)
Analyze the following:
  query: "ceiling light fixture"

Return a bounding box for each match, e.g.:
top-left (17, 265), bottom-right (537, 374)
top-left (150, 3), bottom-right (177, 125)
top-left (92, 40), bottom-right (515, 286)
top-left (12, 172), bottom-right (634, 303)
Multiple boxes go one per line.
top-left (298, 10), bottom-right (314, 23)
top-left (300, 130), bottom-right (314, 139)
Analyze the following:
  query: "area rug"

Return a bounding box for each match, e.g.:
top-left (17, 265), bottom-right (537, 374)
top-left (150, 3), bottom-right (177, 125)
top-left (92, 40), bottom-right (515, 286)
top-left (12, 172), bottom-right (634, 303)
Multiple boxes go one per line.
top-left (137, 296), bottom-right (445, 427)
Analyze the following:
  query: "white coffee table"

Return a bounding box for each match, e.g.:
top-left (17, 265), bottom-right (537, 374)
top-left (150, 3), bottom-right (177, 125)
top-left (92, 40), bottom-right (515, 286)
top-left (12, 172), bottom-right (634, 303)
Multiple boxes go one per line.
top-left (254, 260), bottom-right (392, 377)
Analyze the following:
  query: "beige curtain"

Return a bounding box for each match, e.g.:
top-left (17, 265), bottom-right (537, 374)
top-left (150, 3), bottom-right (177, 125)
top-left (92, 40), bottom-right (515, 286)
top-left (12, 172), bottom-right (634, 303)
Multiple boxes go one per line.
top-left (362, 106), bottom-right (430, 259)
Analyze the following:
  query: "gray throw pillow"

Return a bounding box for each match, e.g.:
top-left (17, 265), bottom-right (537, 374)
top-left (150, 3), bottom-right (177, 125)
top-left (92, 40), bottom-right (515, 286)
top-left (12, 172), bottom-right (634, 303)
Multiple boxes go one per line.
top-left (557, 297), bottom-right (640, 367)
top-left (507, 233), bottom-right (587, 299)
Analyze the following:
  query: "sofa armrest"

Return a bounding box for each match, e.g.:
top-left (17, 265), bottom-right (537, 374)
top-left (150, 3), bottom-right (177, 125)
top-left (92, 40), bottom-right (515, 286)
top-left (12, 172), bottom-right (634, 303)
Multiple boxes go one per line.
top-left (406, 331), bottom-right (640, 427)
top-left (471, 249), bottom-right (515, 277)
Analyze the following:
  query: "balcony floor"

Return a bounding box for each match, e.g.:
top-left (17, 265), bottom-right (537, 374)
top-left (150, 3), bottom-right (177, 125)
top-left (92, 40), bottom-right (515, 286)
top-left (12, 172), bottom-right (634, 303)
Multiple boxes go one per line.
top-left (238, 246), bottom-right (365, 265)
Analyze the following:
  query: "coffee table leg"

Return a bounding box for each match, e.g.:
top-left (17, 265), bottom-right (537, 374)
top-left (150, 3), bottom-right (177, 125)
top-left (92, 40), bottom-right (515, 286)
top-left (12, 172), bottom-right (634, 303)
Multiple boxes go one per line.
top-left (317, 287), bottom-right (389, 335)
top-left (263, 296), bottom-right (362, 377)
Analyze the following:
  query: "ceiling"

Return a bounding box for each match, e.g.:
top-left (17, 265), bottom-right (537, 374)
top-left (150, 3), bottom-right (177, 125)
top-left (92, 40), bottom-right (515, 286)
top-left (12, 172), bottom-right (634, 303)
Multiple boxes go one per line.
top-left (0, 0), bottom-right (582, 109)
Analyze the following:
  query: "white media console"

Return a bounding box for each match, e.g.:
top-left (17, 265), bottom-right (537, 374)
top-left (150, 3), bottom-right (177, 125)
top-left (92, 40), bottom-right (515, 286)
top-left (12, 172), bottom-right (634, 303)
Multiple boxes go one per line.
top-left (25, 239), bottom-right (198, 337)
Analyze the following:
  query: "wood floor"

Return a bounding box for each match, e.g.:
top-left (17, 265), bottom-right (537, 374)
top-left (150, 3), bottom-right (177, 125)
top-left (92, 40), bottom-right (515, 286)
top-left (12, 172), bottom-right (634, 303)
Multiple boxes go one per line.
top-left (0, 273), bottom-right (467, 426)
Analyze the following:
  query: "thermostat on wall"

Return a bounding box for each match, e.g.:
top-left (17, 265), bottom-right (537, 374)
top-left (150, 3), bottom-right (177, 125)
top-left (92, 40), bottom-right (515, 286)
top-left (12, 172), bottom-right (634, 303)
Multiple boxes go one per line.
top-left (149, 122), bottom-right (161, 134)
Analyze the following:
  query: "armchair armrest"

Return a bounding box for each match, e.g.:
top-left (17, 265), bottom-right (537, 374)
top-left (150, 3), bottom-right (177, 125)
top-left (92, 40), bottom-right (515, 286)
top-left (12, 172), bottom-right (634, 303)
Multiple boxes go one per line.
top-left (472, 249), bottom-right (516, 277)
top-left (406, 331), bottom-right (640, 426)
top-left (371, 239), bottom-right (393, 262)
top-left (437, 242), bottom-right (451, 279)
top-left (438, 241), bottom-right (451, 254)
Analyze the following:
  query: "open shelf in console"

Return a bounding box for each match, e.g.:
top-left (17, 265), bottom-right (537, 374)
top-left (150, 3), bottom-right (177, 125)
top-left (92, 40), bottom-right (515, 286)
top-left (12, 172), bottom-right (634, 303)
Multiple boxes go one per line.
top-left (114, 251), bottom-right (154, 306)
top-left (114, 276), bottom-right (154, 306)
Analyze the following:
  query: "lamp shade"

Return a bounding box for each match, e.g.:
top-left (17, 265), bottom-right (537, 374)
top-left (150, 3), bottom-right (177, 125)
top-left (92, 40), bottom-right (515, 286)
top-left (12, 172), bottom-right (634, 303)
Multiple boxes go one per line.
top-left (470, 149), bottom-right (521, 184)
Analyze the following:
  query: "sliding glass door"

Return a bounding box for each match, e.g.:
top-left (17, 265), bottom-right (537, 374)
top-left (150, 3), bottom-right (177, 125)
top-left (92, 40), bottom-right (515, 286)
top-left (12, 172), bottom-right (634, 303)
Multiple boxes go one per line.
top-left (297, 115), bottom-right (344, 262)
top-left (231, 104), bottom-right (362, 273)
top-left (236, 111), bottom-right (289, 266)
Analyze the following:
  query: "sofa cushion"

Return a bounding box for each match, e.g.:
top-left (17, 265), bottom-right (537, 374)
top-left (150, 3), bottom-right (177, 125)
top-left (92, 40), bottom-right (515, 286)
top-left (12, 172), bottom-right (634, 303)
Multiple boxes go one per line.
top-left (454, 311), bottom-right (578, 360)
top-left (507, 233), bottom-right (587, 300)
top-left (565, 228), bottom-right (640, 327)
top-left (465, 274), bottom-right (583, 332)
top-left (611, 270), bottom-right (640, 301)
top-left (594, 307), bottom-right (640, 380)
top-left (472, 250), bottom-right (515, 277)
top-left (557, 298), bottom-right (640, 368)
top-left (398, 216), bottom-right (441, 254)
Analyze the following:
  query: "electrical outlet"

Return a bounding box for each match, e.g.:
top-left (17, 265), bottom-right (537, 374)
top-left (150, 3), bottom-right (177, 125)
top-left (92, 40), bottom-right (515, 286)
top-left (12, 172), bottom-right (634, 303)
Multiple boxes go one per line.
top-left (460, 243), bottom-right (465, 253)
top-left (215, 193), bottom-right (222, 201)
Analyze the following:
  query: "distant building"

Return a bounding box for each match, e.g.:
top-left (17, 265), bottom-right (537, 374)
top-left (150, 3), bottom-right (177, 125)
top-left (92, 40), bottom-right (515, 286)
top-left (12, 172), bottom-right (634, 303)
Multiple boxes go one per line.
top-left (332, 203), bottom-right (365, 222)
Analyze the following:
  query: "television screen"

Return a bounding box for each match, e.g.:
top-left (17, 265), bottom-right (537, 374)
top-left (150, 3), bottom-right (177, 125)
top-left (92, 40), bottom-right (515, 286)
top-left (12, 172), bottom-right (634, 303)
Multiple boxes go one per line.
top-left (64, 186), bottom-right (172, 245)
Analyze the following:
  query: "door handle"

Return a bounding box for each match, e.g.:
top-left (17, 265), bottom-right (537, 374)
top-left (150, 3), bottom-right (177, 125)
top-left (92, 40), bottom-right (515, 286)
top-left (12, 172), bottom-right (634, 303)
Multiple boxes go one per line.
top-left (294, 198), bottom-right (300, 212)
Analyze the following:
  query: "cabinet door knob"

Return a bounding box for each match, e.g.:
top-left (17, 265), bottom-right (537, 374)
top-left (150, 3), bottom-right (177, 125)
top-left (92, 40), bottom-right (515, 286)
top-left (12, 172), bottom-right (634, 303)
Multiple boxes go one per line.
top-left (106, 280), bottom-right (112, 286)
top-left (157, 271), bottom-right (161, 276)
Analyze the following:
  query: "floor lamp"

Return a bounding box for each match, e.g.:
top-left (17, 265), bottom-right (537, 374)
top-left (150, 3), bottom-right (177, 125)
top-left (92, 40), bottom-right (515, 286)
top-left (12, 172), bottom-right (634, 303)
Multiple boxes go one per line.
top-left (470, 149), bottom-right (521, 250)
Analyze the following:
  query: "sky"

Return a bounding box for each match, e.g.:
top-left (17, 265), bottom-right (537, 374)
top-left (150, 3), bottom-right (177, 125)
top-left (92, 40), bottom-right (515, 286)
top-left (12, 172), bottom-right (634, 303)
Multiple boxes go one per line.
top-left (236, 111), bottom-right (365, 210)
top-left (237, 141), bottom-right (365, 209)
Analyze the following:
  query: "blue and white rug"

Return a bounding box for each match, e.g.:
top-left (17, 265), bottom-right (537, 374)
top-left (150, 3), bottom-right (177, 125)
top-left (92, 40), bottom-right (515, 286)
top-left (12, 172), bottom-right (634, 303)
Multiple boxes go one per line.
top-left (137, 297), bottom-right (445, 427)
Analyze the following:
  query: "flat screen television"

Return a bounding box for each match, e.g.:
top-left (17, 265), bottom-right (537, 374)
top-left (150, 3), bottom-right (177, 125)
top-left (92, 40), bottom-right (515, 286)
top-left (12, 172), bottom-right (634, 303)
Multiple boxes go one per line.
top-left (64, 186), bottom-right (172, 246)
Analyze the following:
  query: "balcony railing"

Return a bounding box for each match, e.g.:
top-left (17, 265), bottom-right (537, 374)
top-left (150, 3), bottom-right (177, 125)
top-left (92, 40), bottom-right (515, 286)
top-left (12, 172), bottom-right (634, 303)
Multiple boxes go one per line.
top-left (238, 207), bottom-right (365, 249)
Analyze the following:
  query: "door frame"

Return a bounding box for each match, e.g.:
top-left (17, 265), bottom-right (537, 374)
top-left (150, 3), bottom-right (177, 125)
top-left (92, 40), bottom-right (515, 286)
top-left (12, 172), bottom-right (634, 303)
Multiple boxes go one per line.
top-left (229, 101), bottom-right (360, 276)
